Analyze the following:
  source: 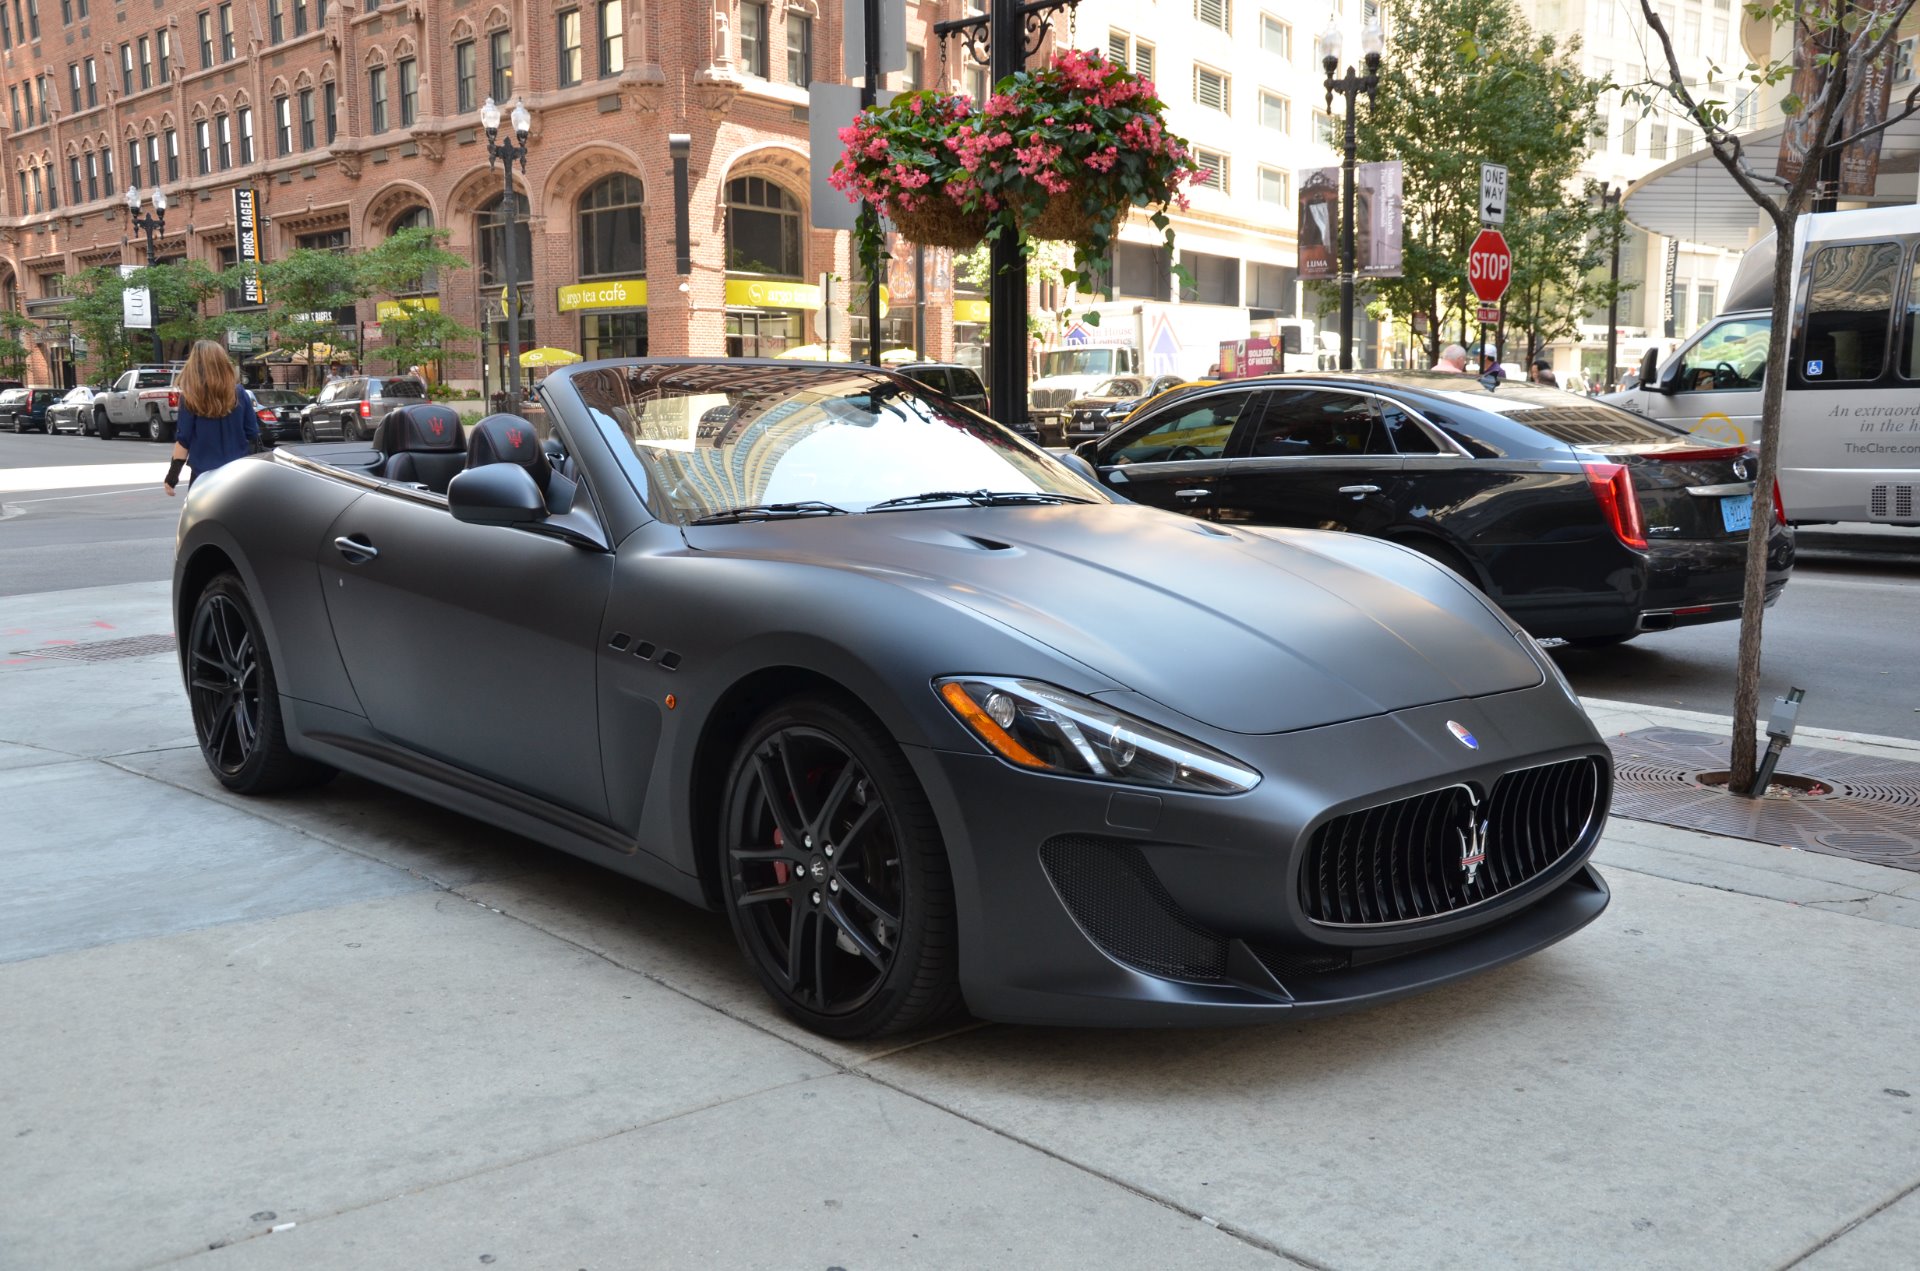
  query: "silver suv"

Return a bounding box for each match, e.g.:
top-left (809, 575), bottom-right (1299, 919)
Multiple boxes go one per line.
top-left (299, 375), bottom-right (429, 442)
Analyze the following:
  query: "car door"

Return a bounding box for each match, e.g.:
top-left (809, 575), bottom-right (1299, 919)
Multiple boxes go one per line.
top-left (317, 478), bottom-right (617, 820)
top-left (1089, 386), bottom-right (1267, 517)
top-left (1207, 387), bottom-right (1406, 534)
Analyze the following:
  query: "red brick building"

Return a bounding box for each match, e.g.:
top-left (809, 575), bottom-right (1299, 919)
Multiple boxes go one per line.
top-left (0, 0), bottom-right (959, 390)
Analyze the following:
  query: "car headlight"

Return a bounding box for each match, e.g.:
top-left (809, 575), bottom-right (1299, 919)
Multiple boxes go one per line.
top-left (935, 676), bottom-right (1260, 794)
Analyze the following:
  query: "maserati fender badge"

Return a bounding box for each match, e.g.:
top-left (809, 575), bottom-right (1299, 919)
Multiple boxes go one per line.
top-left (1447, 720), bottom-right (1479, 749)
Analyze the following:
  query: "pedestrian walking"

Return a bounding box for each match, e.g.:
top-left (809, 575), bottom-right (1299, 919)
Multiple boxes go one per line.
top-left (163, 340), bottom-right (261, 497)
top-left (1430, 343), bottom-right (1469, 373)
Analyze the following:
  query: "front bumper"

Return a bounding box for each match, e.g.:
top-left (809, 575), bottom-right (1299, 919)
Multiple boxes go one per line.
top-left (908, 680), bottom-right (1611, 1026)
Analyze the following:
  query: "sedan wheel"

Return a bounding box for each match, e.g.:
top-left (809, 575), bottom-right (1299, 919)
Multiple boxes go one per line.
top-left (720, 697), bottom-right (959, 1039)
top-left (187, 574), bottom-right (334, 794)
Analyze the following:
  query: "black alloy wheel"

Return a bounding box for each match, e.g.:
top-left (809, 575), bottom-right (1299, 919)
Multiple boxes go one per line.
top-left (720, 697), bottom-right (959, 1038)
top-left (186, 574), bottom-right (334, 794)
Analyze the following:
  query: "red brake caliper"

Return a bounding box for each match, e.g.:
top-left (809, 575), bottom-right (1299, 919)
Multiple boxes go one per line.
top-left (771, 826), bottom-right (789, 885)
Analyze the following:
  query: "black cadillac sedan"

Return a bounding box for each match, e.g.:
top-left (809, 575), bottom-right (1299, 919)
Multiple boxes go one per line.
top-left (1079, 372), bottom-right (1794, 646)
top-left (174, 360), bottom-right (1611, 1038)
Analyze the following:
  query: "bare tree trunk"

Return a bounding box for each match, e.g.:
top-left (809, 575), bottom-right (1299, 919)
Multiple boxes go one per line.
top-left (1729, 217), bottom-right (1800, 789)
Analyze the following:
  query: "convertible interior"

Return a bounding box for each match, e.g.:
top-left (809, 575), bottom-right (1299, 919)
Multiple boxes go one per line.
top-left (306, 404), bottom-right (578, 515)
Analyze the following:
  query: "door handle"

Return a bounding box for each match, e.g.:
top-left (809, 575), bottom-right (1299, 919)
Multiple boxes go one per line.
top-left (333, 535), bottom-right (379, 564)
top-left (1339, 484), bottom-right (1381, 498)
top-left (1175, 488), bottom-right (1213, 500)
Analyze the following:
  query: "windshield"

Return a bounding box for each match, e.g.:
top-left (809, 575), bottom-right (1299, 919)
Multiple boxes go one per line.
top-left (1092, 377), bottom-right (1143, 397)
top-left (1039, 349), bottom-right (1117, 378)
top-left (557, 363), bottom-right (1107, 523)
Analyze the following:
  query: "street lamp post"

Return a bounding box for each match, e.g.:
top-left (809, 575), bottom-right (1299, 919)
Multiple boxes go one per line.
top-left (1601, 184), bottom-right (1622, 392)
top-left (481, 96), bottom-right (532, 404)
top-left (125, 185), bottom-right (168, 366)
top-left (1318, 16), bottom-right (1383, 372)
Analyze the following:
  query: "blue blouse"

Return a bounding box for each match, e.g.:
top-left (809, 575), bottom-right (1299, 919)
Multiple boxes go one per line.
top-left (176, 396), bottom-right (262, 480)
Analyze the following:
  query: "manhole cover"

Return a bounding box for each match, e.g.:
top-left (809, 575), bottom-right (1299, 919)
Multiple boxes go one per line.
top-left (10, 633), bottom-right (177, 662)
top-left (1607, 728), bottom-right (1920, 872)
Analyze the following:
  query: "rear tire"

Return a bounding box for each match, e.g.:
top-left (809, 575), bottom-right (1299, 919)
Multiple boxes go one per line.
top-left (719, 695), bottom-right (961, 1039)
top-left (145, 408), bottom-right (174, 444)
top-left (1403, 537), bottom-right (1482, 587)
top-left (186, 573), bottom-right (336, 795)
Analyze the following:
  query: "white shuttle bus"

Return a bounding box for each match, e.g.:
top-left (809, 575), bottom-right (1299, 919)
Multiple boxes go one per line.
top-left (1602, 205), bottom-right (1920, 525)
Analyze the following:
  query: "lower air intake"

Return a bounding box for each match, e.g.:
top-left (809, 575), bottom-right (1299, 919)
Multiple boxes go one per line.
top-left (1039, 835), bottom-right (1229, 980)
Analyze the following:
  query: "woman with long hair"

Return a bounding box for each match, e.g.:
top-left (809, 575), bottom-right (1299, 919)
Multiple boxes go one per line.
top-left (163, 340), bottom-right (262, 495)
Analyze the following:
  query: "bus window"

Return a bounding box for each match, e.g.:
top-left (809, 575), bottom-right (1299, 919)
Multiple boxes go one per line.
top-left (1802, 241), bottom-right (1902, 382)
top-left (1904, 254), bottom-right (1920, 380)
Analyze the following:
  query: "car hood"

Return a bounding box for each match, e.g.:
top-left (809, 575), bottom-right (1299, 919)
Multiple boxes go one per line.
top-left (681, 504), bottom-right (1541, 734)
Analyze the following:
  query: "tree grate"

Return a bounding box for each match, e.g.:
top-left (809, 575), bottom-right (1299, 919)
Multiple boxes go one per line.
top-left (1607, 728), bottom-right (1920, 872)
top-left (10, 634), bottom-right (178, 662)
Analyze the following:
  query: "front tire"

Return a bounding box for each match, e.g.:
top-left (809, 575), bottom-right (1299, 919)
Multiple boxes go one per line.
top-left (94, 409), bottom-right (114, 440)
top-left (186, 574), bottom-right (335, 794)
top-left (719, 696), bottom-right (960, 1039)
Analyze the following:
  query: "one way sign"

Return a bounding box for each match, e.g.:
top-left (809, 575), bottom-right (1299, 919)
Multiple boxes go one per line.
top-left (1480, 162), bottom-right (1507, 226)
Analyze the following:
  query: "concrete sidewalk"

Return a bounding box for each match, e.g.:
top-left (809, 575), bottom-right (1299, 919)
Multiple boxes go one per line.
top-left (2, 582), bottom-right (1916, 1271)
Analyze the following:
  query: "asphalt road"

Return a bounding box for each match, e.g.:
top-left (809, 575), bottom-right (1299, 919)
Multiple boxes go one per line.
top-left (5, 430), bottom-right (1917, 740)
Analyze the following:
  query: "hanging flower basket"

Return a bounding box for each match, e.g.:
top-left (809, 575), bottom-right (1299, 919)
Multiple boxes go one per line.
top-left (831, 91), bottom-right (994, 268)
top-left (981, 48), bottom-right (1205, 282)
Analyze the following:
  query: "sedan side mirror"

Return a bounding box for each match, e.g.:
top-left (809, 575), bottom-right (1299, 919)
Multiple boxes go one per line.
top-left (1073, 439), bottom-right (1100, 461)
top-left (448, 463), bottom-right (547, 526)
top-left (1055, 450), bottom-right (1103, 486)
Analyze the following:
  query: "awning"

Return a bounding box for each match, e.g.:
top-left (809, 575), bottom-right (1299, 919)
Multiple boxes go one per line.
top-left (1623, 115), bottom-right (1920, 251)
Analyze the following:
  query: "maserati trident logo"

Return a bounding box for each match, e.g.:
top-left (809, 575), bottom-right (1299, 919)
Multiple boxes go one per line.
top-left (1456, 798), bottom-right (1490, 886)
top-left (1447, 720), bottom-right (1479, 749)
top-left (506, 427), bottom-right (526, 449)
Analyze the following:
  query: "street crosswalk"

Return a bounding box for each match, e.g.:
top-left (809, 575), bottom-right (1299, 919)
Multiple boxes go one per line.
top-left (0, 463), bottom-right (164, 494)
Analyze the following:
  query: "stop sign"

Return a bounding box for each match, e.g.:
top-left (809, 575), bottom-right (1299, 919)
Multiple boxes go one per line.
top-left (1467, 229), bottom-right (1512, 303)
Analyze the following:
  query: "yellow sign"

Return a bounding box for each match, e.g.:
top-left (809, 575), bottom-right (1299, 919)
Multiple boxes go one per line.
top-left (557, 277), bottom-right (649, 312)
top-left (375, 297), bottom-right (441, 322)
top-left (954, 299), bottom-right (992, 324)
top-left (725, 278), bottom-right (823, 310)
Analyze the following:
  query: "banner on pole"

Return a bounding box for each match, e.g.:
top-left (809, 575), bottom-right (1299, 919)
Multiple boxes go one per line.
top-left (119, 263), bottom-right (153, 330)
top-left (232, 188), bottom-right (266, 305)
top-left (1357, 160), bottom-right (1404, 280)
top-left (1297, 168), bottom-right (1338, 279)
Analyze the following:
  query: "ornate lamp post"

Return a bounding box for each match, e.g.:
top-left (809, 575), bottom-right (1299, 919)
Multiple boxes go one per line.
top-left (481, 96), bottom-right (532, 403)
top-left (125, 184), bottom-right (168, 366)
top-left (1317, 15), bottom-right (1383, 371)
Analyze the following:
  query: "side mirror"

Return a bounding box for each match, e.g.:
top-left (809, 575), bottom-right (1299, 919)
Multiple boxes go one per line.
top-left (1055, 450), bottom-right (1103, 485)
top-left (1073, 439), bottom-right (1100, 461)
top-left (448, 463), bottom-right (547, 527)
top-left (1639, 346), bottom-right (1663, 392)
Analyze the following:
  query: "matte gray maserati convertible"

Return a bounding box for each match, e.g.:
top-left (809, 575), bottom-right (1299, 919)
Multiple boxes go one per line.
top-left (173, 360), bottom-right (1611, 1038)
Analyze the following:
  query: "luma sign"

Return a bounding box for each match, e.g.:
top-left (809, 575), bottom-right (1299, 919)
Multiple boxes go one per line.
top-left (557, 277), bottom-right (649, 312)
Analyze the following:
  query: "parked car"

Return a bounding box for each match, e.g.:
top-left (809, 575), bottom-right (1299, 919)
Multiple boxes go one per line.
top-left (891, 361), bottom-right (989, 414)
top-left (1, 386), bottom-right (62, 433)
top-left (247, 388), bottom-right (313, 446)
top-left (1079, 371), bottom-right (1794, 647)
top-left (299, 375), bottom-right (427, 442)
top-left (97, 365), bottom-right (184, 442)
top-left (1063, 374), bottom-right (1188, 443)
top-left (48, 385), bottom-right (107, 435)
top-left (174, 360), bottom-right (1612, 1038)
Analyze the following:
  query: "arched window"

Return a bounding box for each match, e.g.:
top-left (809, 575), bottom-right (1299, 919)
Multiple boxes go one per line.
top-left (725, 176), bottom-right (801, 278)
top-left (577, 173), bottom-right (644, 280)
top-left (390, 205), bottom-right (436, 294)
top-left (476, 191), bottom-right (531, 287)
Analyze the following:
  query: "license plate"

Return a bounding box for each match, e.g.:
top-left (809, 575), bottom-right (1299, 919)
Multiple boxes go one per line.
top-left (1720, 493), bottom-right (1753, 533)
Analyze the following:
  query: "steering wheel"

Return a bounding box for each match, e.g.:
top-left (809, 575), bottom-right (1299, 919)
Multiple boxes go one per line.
top-left (1168, 445), bottom-right (1206, 461)
top-left (1713, 361), bottom-right (1739, 389)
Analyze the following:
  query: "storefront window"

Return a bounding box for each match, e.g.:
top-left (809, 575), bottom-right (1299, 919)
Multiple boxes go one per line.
top-left (726, 311), bottom-right (803, 358)
top-left (391, 206), bottom-right (437, 294)
top-left (578, 173), bottom-right (645, 279)
top-left (582, 311), bottom-right (648, 360)
top-left (725, 176), bottom-right (802, 278)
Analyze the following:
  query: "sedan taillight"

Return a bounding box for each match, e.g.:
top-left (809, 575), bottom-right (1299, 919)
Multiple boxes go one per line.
top-left (1581, 461), bottom-right (1648, 550)
top-left (257, 408), bottom-right (277, 423)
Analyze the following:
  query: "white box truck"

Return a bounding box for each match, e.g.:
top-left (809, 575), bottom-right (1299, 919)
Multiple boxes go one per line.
top-left (1601, 205), bottom-right (1920, 525)
top-left (1028, 301), bottom-right (1253, 432)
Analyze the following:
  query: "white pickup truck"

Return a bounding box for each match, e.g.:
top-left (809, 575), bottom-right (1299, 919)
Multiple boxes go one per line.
top-left (95, 365), bottom-right (183, 443)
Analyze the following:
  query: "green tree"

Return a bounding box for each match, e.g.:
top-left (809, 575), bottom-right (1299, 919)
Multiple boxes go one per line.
top-left (128, 259), bottom-right (231, 349)
top-left (0, 311), bottom-right (33, 381)
top-left (63, 267), bottom-right (141, 382)
top-left (353, 226), bottom-right (479, 380)
top-left (63, 262), bottom-right (229, 382)
top-left (231, 246), bottom-right (363, 387)
top-left (1334, 0), bottom-right (1618, 366)
top-left (1632, 0), bottom-right (1919, 787)
top-left (363, 306), bottom-right (481, 379)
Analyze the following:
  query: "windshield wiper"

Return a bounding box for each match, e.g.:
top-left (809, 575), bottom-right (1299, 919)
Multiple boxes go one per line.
top-left (865, 489), bottom-right (1095, 512)
top-left (689, 500), bottom-right (851, 526)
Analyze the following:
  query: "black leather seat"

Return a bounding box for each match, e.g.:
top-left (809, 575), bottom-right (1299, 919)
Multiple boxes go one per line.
top-left (467, 413), bottom-right (576, 513)
top-left (374, 404), bottom-right (467, 493)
